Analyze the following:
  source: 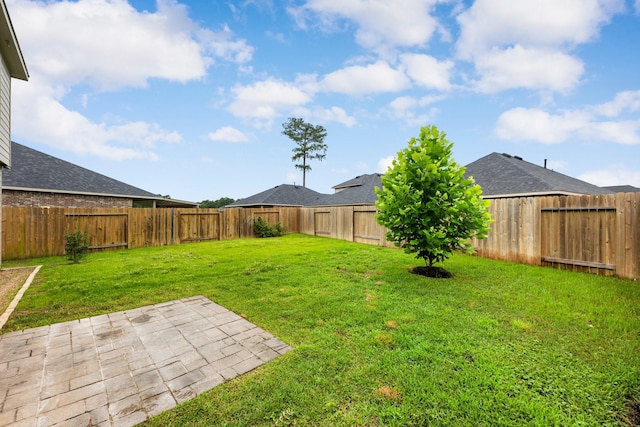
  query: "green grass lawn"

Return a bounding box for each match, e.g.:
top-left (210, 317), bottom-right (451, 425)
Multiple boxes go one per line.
top-left (3, 234), bottom-right (639, 426)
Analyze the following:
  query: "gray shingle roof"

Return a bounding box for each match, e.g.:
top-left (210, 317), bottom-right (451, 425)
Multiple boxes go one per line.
top-left (312, 173), bottom-right (382, 206)
top-left (464, 152), bottom-right (613, 197)
top-left (603, 185), bottom-right (640, 193)
top-left (3, 141), bottom-right (159, 198)
top-left (227, 184), bottom-right (324, 207)
top-left (226, 152), bottom-right (620, 209)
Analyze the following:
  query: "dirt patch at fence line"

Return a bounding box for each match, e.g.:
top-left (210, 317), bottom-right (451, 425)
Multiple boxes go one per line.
top-left (0, 267), bottom-right (36, 315)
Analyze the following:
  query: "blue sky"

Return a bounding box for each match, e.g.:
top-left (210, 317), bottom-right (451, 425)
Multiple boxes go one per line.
top-left (7, 0), bottom-right (640, 203)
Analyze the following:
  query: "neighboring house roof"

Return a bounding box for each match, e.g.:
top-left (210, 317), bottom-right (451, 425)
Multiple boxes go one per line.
top-left (603, 185), bottom-right (640, 193)
top-left (229, 174), bottom-right (383, 208)
top-left (312, 173), bottom-right (382, 206)
top-left (2, 141), bottom-right (197, 207)
top-left (464, 152), bottom-right (613, 198)
top-left (227, 153), bottom-right (620, 208)
top-left (227, 184), bottom-right (324, 207)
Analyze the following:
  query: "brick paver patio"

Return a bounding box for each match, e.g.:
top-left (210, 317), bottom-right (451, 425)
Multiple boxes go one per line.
top-left (0, 296), bottom-right (291, 426)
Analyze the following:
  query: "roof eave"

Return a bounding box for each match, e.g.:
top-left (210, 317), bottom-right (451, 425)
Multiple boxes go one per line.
top-left (305, 201), bottom-right (376, 207)
top-left (226, 203), bottom-right (305, 208)
top-left (2, 186), bottom-right (197, 205)
top-left (1, 1), bottom-right (28, 81)
top-left (481, 190), bottom-right (587, 199)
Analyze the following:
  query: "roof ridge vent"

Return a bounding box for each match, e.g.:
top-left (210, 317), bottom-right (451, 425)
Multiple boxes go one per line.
top-left (514, 155), bottom-right (523, 160)
top-left (501, 153), bottom-right (512, 158)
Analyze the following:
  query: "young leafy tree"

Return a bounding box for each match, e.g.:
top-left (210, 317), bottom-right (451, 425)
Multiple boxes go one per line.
top-left (375, 125), bottom-right (492, 276)
top-left (281, 117), bottom-right (327, 187)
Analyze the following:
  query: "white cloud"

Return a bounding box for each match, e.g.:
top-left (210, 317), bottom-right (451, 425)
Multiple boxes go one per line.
top-left (321, 61), bottom-right (410, 95)
top-left (495, 91), bottom-right (640, 145)
top-left (388, 95), bottom-right (443, 125)
top-left (9, 0), bottom-right (213, 90)
top-left (312, 106), bottom-right (357, 127)
top-left (399, 53), bottom-right (453, 91)
top-left (12, 78), bottom-right (179, 161)
top-left (578, 166), bottom-right (640, 187)
top-left (289, 0), bottom-right (442, 54)
top-left (588, 120), bottom-right (640, 144)
top-left (226, 78), bottom-right (312, 127)
top-left (473, 46), bottom-right (584, 93)
top-left (590, 90), bottom-right (640, 117)
top-left (389, 96), bottom-right (418, 112)
top-left (377, 156), bottom-right (394, 173)
top-left (456, 0), bottom-right (623, 59)
top-left (7, 0), bottom-right (252, 161)
top-left (455, 0), bottom-right (624, 93)
top-left (208, 126), bottom-right (250, 143)
top-left (635, 0), bottom-right (640, 14)
top-left (200, 24), bottom-right (254, 64)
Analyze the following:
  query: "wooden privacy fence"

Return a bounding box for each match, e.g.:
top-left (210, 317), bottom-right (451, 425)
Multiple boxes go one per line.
top-left (471, 192), bottom-right (639, 280)
top-left (1, 207), bottom-right (299, 260)
top-left (2, 193), bottom-right (638, 280)
top-left (298, 205), bottom-right (393, 247)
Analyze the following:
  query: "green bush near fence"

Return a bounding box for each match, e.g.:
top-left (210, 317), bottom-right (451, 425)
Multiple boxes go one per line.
top-left (253, 216), bottom-right (286, 238)
top-left (63, 229), bottom-right (89, 264)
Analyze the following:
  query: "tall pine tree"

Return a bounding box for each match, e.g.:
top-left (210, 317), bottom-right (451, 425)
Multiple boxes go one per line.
top-left (281, 118), bottom-right (327, 187)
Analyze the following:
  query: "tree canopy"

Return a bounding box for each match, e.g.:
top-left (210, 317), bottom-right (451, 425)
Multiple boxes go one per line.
top-left (375, 125), bottom-right (492, 272)
top-left (199, 197), bottom-right (235, 208)
top-left (281, 117), bottom-right (327, 187)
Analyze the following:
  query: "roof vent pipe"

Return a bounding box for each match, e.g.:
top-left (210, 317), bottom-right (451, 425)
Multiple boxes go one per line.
top-left (544, 159), bottom-right (547, 169)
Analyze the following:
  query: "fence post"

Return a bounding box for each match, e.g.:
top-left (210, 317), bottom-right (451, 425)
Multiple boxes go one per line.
top-left (170, 208), bottom-right (175, 245)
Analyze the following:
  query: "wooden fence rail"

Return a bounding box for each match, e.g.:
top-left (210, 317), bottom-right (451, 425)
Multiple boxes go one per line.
top-left (2, 192), bottom-right (638, 280)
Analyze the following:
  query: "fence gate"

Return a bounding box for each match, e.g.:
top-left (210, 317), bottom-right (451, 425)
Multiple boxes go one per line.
top-left (177, 211), bottom-right (221, 242)
top-left (540, 201), bottom-right (617, 274)
top-left (65, 212), bottom-right (128, 251)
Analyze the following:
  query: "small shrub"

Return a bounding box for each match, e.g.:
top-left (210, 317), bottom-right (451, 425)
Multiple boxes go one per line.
top-left (253, 217), bottom-right (286, 238)
top-left (64, 229), bottom-right (89, 263)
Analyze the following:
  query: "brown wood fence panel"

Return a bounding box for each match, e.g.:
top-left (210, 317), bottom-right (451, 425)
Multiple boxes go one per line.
top-left (616, 192), bottom-right (639, 280)
top-left (298, 205), bottom-right (393, 248)
top-left (220, 207), bottom-right (240, 240)
top-left (65, 209), bottom-right (128, 251)
top-left (2, 207), bottom-right (67, 259)
top-left (471, 197), bottom-right (540, 264)
top-left (252, 211), bottom-right (280, 229)
top-left (177, 209), bottom-right (221, 243)
top-left (127, 208), bottom-right (173, 248)
top-left (353, 209), bottom-right (384, 245)
top-left (2, 195), bottom-right (638, 279)
top-left (472, 193), bottom-right (638, 280)
top-left (335, 206), bottom-right (354, 241)
top-left (540, 194), bottom-right (618, 275)
top-left (313, 211), bottom-right (331, 236)
top-left (297, 207), bottom-right (315, 236)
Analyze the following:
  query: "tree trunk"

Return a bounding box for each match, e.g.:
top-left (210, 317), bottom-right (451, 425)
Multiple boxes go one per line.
top-left (303, 156), bottom-right (307, 187)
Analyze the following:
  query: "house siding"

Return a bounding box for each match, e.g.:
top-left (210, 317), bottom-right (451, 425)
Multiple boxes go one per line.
top-left (0, 40), bottom-right (9, 266)
top-left (0, 170), bottom-right (3, 266)
top-left (2, 190), bottom-right (133, 208)
top-left (0, 55), bottom-right (10, 167)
